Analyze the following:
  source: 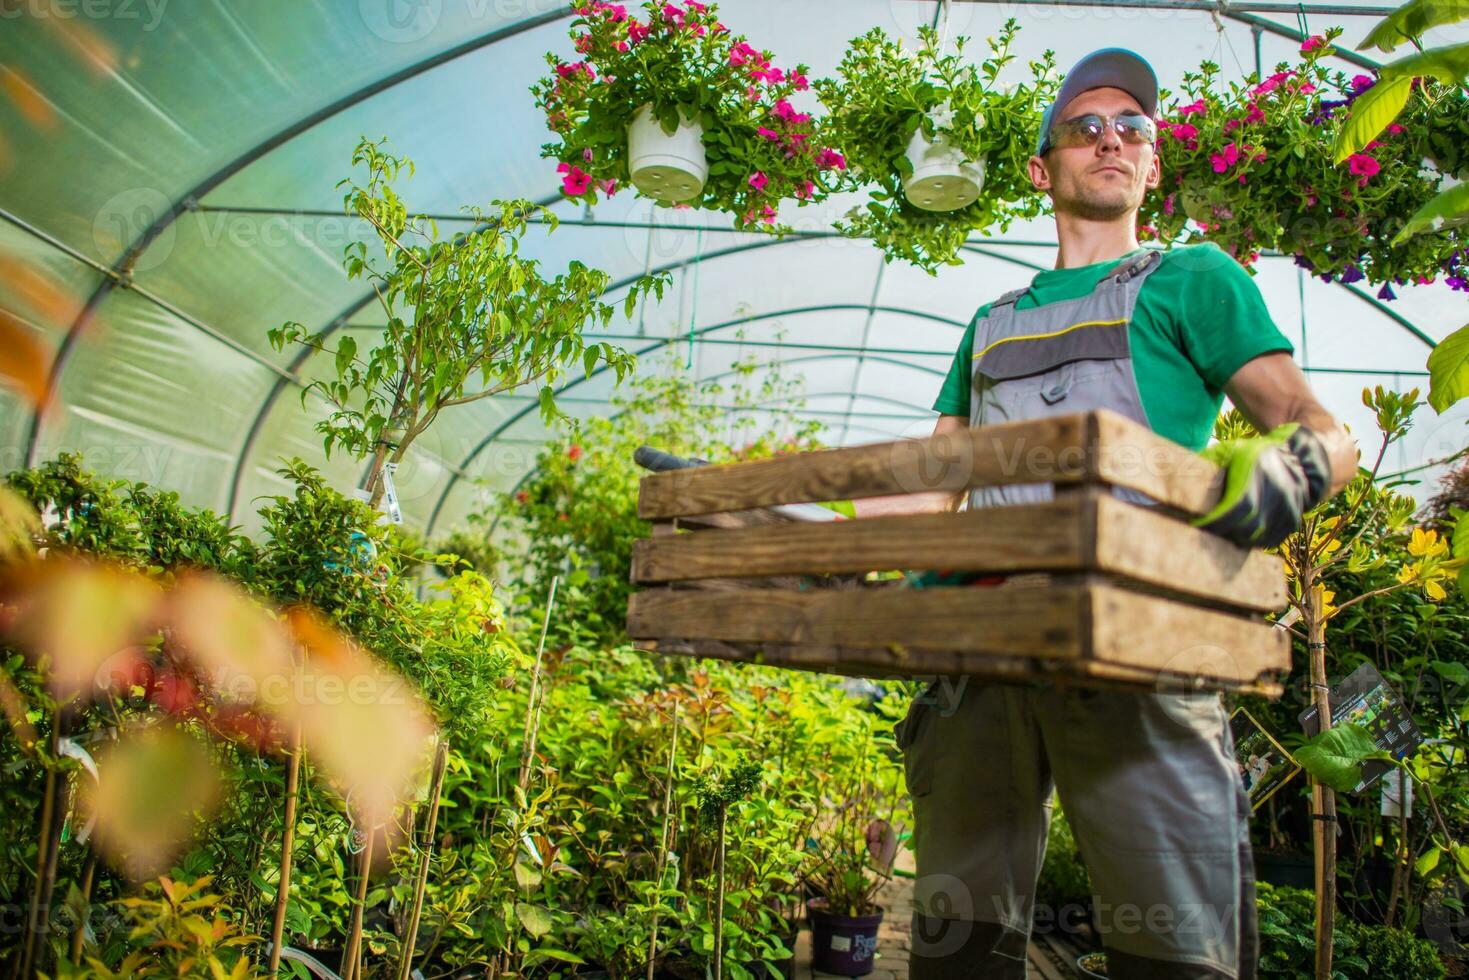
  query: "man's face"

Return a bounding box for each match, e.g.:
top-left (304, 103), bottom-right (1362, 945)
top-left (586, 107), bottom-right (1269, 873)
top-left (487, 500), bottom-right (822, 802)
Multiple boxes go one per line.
top-left (1028, 87), bottom-right (1161, 221)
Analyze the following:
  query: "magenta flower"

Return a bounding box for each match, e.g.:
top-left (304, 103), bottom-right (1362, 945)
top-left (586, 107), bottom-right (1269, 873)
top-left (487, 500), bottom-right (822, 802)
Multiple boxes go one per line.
top-left (1178, 99), bottom-right (1206, 116)
top-left (661, 3), bottom-right (682, 23)
top-left (757, 126), bottom-right (781, 142)
top-left (729, 41), bottom-right (759, 67)
top-left (559, 164), bottom-right (592, 196)
top-left (761, 205), bottom-right (777, 224)
top-left (1298, 82), bottom-right (1316, 94)
top-left (1245, 103), bottom-right (1265, 124)
top-left (1163, 194), bottom-right (1175, 216)
top-left (773, 99), bottom-right (798, 122)
top-left (1348, 153), bottom-right (1380, 186)
top-left (1223, 119), bottom-right (1242, 134)
top-left (791, 72), bottom-right (810, 91)
top-left (627, 20), bottom-right (649, 43)
top-left (685, 0), bottom-right (706, 10)
top-left (1167, 122), bottom-right (1198, 141)
top-left (1386, 123), bottom-right (1406, 135)
top-left (1210, 142), bottom-right (1241, 173)
top-left (598, 178), bottom-right (618, 196)
top-left (615, 40), bottom-right (629, 51)
top-left (817, 148), bottom-right (846, 171)
top-left (1350, 74), bottom-right (1375, 93)
top-left (574, 34), bottom-right (593, 53)
top-left (751, 65), bottom-right (784, 84)
top-left (748, 171), bottom-right (769, 191)
top-left (795, 180), bottom-right (816, 200)
top-left (1300, 34), bottom-right (1326, 54)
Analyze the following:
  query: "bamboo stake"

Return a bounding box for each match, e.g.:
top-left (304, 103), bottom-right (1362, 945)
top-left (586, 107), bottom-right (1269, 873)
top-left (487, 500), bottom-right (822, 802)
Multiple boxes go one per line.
top-left (645, 704), bottom-right (681, 980)
top-left (269, 724), bottom-right (304, 977)
top-left (342, 830), bottom-right (376, 980)
top-left (1305, 582), bottom-right (1337, 980)
top-left (68, 849), bottom-right (97, 966)
top-left (396, 741), bottom-right (449, 980)
top-left (713, 807), bottom-right (727, 980)
top-left (18, 714), bottom-right (66, 980)
top-left (517, 575), bottom-right (559, 793)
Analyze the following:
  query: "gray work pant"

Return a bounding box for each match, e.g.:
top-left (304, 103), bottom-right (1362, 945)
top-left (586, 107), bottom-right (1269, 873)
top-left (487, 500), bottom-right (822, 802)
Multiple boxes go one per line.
top-left (897, 681), bottom-right (1258, 979)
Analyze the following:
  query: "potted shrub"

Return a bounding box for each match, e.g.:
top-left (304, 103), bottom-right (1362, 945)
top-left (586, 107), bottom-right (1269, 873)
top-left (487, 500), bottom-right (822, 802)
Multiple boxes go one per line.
top-left (1141, 30), bottom-right (1468, 291)
top-left (814, 21), bottom-right (1058, 272)
top-left (533, 1), bottom-right (842, 230)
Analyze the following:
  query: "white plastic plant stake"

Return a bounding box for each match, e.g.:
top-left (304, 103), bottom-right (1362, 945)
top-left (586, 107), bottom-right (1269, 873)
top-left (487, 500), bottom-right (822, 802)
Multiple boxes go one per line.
top-left (903, 103), bottom-right (984, 212)
top-left (627, 103), bottom-right (707, 203)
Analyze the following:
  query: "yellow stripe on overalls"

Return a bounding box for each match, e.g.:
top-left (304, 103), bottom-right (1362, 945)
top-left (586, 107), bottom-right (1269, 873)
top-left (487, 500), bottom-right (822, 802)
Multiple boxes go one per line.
top-left (972, 318), bottom-right (1127, 361)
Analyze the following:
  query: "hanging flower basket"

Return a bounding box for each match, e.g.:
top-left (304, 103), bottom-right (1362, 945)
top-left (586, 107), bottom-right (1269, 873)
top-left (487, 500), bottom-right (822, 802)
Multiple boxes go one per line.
top-left (814, 21), bottom-right (1057, 273)
top-left (1141, 28), bottom-right (1469, 291)
top-left (627, 103), bottom-right (708, 202)
top-left (902, 104), bottom-right (986, 211)
top-left (533, 1), bottom-right (841, 231)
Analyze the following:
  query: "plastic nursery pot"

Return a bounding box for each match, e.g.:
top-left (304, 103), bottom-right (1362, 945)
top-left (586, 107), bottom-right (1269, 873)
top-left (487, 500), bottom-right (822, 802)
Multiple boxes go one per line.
top-left (902, 125), bottom-right (985, 212)
top-left (1076, 951), bottom-right (1110, 978)
top-left (807, 899), bottom-right (883, 977)
top-left (627, 103), bottom-right (708, 203)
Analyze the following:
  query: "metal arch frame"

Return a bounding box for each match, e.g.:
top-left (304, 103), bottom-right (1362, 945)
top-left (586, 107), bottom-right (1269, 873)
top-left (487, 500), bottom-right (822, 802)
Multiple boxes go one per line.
top-left (26, 7), bottom-right (574, 468)
top-left (423, 347), bottom-right (948, 537)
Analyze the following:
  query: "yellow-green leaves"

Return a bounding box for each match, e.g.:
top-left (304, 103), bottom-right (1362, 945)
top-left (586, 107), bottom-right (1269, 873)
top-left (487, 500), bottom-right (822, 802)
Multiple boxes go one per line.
top-left (1358, 0), bottom-right (1469, 52)
top-left (1395, 182), bottom-right (1469, 245)
top-left (1332, 74), bottom-right (1411, 163)
top-left (1427, 321), bottom-right (1469, 412)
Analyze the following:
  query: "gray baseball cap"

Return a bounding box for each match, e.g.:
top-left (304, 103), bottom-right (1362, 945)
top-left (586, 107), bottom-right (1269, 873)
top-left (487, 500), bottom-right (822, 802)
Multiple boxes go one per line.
top-left (1037, 48), bottom-right (1159, 155)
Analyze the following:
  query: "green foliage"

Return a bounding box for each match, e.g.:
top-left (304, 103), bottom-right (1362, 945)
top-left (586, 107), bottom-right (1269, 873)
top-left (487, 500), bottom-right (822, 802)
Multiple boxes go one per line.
top-left (1427, 322), bottom-right (1469, 414)
top-left (1255, 883), bottom-right (1368, 978)
top-left (1035, 806), bottom-right (1092, 911)
top-left (268, 138), bottom-right (666, 504)
top-left (1359, 0), bottom-right (1469, 53)
top-left (813, 22), bottom-right (1058, 272)
top-left (1294, 723), bottom-right (1381, 793)
top-left (1356, 923), bottom-right (1448, 978)
top-left (478, 346), bottom-right (824, 644)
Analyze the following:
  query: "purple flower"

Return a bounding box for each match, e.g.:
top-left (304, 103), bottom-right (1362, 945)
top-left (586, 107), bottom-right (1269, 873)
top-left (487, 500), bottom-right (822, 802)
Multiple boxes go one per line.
top-left (1377, 283), bottom-right (1396, 301)
top-left (1340, 265), bottom-right (1365, 284)
top-left (1294, 254), bottom-right (1314, 271)
top-left (1447, 275), bottom-right (1469, 292)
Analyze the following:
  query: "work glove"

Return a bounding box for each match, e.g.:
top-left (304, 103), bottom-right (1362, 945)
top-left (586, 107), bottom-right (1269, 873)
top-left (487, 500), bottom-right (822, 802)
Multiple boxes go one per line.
top-left (1192, 423), bottom-right (1332, 549)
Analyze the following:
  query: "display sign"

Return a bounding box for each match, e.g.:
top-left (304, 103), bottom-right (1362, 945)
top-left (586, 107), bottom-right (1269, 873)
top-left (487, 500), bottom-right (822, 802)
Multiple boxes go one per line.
top-left (1230, 707), bottom-right (1301, 810)
top-left (1298, 662), bottom-right (1422, 794)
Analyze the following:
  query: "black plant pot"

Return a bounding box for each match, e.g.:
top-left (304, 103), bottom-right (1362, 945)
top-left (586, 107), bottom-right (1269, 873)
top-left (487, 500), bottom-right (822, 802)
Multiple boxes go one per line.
top-left (808, 901), bottom-right (883, 977)
top-left (752, 927), bottom-right (800, 980)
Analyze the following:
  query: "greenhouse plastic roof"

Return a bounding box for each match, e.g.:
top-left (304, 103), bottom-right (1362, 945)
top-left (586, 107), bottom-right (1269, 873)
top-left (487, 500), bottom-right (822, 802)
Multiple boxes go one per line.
top-left (1, 0), bottom-right (1466, 539)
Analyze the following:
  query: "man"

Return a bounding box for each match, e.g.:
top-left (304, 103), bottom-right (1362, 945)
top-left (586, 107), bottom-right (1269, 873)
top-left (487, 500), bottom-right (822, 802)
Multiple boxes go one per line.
top-left (865, 50), bottom-right (1359, 979)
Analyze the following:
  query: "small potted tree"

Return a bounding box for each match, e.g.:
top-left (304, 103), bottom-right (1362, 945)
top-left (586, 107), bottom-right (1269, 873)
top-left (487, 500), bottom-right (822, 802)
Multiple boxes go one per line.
top-left (533, 1), bottom-right (842, 230)
top-left (799, 724), bottom-right (905, 977)
top-left (814, 21), bottom-right (1058, 272)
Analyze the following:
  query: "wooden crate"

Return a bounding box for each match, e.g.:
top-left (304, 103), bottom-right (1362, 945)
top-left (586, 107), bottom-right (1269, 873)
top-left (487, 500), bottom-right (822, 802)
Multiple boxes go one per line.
top-left (627, 410), bottom-right (1290, 696)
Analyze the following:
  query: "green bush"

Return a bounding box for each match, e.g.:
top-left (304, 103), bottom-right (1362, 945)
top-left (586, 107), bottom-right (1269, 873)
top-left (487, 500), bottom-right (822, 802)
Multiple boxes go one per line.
top-left (1355, 924), bottom-right (1445, 980)
top-left (1035, 806), bottom-right (1092, 912)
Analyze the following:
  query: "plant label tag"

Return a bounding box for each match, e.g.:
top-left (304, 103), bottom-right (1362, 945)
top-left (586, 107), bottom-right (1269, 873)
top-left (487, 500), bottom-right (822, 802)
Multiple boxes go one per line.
top-left (829, 935), bottom-right (851, 952)
top-left (1381, 767), bottom-right (1412, 819)
top-left (380, 463), bottom-right (403, 526)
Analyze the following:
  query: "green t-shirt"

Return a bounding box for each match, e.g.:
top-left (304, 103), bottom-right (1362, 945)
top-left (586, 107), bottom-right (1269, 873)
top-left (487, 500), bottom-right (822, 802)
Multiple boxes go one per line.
top-left (932, 243), bottom-right (1294, 451)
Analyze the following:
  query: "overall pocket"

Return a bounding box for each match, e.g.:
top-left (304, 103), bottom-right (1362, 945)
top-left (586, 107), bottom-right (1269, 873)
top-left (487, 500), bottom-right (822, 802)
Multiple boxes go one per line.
top-left (894, 689), bottom-right (938, 798)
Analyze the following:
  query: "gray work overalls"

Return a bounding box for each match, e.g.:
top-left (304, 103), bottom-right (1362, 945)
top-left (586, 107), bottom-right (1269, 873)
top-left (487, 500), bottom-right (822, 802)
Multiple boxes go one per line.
top-left (898, 250), bottom-right (1258, 980)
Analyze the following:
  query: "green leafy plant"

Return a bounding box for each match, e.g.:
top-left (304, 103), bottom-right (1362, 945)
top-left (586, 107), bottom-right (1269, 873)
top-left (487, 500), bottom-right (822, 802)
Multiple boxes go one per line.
top-left (814, 21), bottom-right (1058, 272)
top-left (269, 138), bottom-right (666, 508)
top-left (532, 0), bottom-right (841, 229)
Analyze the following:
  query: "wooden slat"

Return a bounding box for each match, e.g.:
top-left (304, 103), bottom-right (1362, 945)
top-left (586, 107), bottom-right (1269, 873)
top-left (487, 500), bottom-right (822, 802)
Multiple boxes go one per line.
top-left (628, 585), bottom-right (1086, 661)
top-left (637, 410), bottom-right (1229, 521)
top-left (1088, 583), bottom-right (1290, 682)
top-left (1093, 410), bottom-right (1224, 515)
top-left (632, 499), bottom-right (1088, 584)
top-left (638, 414), bottom-right (1092, 519)
top-left (634, 494), bottom-right (1285, 614)
top-left (1093, 495), bottom-right (1288, 611)
top-left (635, 638), bottom-right (1284, 695)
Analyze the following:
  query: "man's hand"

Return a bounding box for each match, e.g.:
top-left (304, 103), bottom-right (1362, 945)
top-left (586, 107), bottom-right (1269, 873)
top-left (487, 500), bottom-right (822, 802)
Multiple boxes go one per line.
top-left (1193, 423), bottom-right (1332, 548)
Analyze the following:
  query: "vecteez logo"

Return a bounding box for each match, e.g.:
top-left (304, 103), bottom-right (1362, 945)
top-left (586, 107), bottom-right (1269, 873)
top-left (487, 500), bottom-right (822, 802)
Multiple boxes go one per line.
top-left (359, 0), bottom-right (442, 43)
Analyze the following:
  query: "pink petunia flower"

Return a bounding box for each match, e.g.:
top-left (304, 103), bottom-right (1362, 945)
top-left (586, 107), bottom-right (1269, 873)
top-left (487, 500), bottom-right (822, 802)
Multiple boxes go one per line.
top-left (791, 72), bottom-right (810, 91)
top-left (1350, 74), bottom-right (1375, 93)
top-left (1223, 119), bottom-right (1242, 133)
top-left (1168, 122), bottom-right (1198, 141)
top-left (615, 40), bottom-right (629, 52)
top-left (729, 41), bottom-right (759, 67)
top-left (1386, 123), bottom-right (1406, 135)
top-left (761, 205), bottom-right (777, 224)
top-left (757, 126), bottom-right (781, 142)
top-left (1245, 103), bottom-right (1265, 124)
top-left (1178, 99), bottom-right (1207, 116)
top-left (1300, 34), bottom-right (1326, 54)
top-left (560, 165), bottom-right (592, 196)
top-left (1348, 153), bottom-right (1380, 187)
top-left (627, 20), bottom-right (649, 43)
top-left (1298, 82), bottom-right (1316, 94)
top-left (817, 148), bottom-right (846, 171)
top-left (748, 171), bottom-right (769, 191)
top-left (795, 180), bottom-right (816, 200)
top-left (598, 178), bottom-right (618, 196)
top-left (1163, 194), bottom-right (1175, 216)
top-left (1210, 142), bottom-right (1241, 173)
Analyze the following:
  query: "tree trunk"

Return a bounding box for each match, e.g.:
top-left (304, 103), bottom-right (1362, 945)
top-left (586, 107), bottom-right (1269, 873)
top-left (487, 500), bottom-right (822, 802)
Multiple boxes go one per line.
top-left (1306, 583), bottom-right (1337, 980)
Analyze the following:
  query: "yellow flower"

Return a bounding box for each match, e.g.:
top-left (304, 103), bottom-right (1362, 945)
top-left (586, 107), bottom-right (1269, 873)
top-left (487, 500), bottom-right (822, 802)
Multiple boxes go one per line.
top-left (1397, 563), bottom-right (1418, 585)
top-left (1408, 527), bottom-right (1448, 558)
top-left (1425, 578), bottom-right (1447, 601)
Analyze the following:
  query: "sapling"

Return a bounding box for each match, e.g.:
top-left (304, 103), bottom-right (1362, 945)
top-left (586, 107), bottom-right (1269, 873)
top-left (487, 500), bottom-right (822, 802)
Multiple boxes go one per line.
top-left (270, 138), bottom-right (668, 510)
top-left (694, 760), bottom-right (763, 980)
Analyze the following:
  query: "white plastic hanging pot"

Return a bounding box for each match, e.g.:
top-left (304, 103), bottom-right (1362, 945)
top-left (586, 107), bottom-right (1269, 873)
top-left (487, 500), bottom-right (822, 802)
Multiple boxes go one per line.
top-left (903, 123), bottom-right (985, 213)
top-left (627, 104), bottom-right (707, 204)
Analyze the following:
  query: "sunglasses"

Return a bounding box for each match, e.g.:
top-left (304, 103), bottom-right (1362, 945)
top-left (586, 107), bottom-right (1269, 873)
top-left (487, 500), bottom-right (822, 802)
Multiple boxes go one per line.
top-left (1045, 112), bottom-right (1158, 152)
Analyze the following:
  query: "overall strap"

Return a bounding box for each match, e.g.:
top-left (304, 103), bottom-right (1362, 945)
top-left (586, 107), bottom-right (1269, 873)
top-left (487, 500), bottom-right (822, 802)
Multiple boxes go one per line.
top-left (1099, 248), bottom-right (1163, 288)
top-left (988, 285), bottom-right (1030, 312)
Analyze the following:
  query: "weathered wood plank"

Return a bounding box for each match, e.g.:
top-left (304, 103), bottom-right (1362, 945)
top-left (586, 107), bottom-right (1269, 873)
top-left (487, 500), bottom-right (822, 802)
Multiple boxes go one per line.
top-left (637, 414), bottom-right (1093, 519)
top-left (628, 585), bottom-right (1086, 660)
top-left (1093, 495), bottom-right (1288, 611)
top-left (632, 500), bottom-right (1087, 584)
top-left (1088, 583), bottom-right (1291, 682)
top-left (1093, 410), bottom-right (1224, 515)
top-left (636, 410), bottom-right (1229, 521)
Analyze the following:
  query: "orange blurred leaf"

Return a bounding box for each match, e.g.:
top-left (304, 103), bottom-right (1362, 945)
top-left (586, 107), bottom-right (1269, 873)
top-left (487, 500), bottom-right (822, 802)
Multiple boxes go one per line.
top-left (0, 308), bottom-right (51, 408)
top-left (83, 726), bottom-right (220, 881)
top-left (0, 67), bottom-right (56, 131)
top-left (284, 607), bottom-right (436, 832)
top-left (168, 572), bottom-right (293, 703)
top-left (0, 485), bottom-right (40, 559)
top-left (0, 557), bottom-right (162, 701)
top-left (41, 18), bottom-right (119, 76)
top-left (0, 670), bottom-right (37, 755)
top-left (0, 254), bottom-right (80, 325)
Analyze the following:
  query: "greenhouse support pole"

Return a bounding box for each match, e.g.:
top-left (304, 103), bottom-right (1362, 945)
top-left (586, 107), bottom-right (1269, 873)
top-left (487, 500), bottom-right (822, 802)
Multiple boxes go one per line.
top-left (1305, 583), bottom-right (1337, 980)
